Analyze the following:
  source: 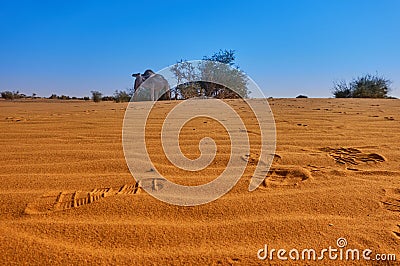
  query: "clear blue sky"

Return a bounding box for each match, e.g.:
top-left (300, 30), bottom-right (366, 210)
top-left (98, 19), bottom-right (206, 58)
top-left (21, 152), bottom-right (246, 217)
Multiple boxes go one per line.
top-left (1, 0), bottom-right (399, 98)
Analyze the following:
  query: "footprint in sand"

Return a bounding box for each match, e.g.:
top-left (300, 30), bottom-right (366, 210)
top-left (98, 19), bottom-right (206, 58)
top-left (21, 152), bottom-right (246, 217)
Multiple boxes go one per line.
top-left (394, 225), bottom-right (400, 238)
top-left (241, 153), bottom-right (281, 166)
top-left (25, 179), bottom-right (165, 215)
top-left (384, 116), bottom-right (395, 121)
top-left (381, 189), bottom-right (400, 238)
top-left (262, 166), bottom-right (312, 188)
top-left (320, 147), bottom-right (386, 165)
top-left (382, 188), bottom-right (400, 213)
top-left (241, 153), bottom-right (311, 188)
top-left (5, 116), bottom-right (26, 122)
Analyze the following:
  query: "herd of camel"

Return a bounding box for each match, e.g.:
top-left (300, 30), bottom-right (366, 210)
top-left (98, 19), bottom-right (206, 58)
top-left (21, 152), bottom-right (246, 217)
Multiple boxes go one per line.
top-left (132, 69), bottom-right (171, 101)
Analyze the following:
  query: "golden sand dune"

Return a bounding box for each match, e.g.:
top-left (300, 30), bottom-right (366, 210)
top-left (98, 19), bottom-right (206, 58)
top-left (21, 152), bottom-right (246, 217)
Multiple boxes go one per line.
top-left (0, 98), bottom-right (399, 265)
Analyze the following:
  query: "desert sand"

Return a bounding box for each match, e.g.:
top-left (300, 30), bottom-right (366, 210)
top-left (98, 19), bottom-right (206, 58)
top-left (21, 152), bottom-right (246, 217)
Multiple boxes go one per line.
top-left (0, 98), bottom-right (399, 265)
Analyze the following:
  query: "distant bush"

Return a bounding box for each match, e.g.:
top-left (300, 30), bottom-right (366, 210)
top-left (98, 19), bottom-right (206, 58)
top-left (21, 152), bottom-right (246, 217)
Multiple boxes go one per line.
top-left (58, 95), bottom-right (70, 100)
top-left (114, 89), bottom-right (132, 103)
top-left (1, 91), bottom-right (14, 99)
top-left (332, 74), bottom-right (392, 98)
top-left (1, 90), bottom-right (23, 100)
top-left (296, 95), bottom-right (308, 98)
top-left (49, 94), bottom-right (58, 99)
top-left (83, 96), bottom-right (90, 101)
top-left (101, 96), bottom-right (115, 101)
top-left (91, 91), bottom-right (102, 102)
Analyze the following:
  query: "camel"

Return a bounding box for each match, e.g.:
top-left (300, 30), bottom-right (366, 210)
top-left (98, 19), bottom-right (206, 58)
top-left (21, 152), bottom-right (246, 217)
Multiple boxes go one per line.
top-left (132, 73), bottom-right (144, 91)
top-left (132, 70), bottom-right (170, 101)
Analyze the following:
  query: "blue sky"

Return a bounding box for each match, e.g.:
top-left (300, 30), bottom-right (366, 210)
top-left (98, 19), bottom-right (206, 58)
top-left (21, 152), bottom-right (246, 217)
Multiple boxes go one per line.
top-left (0, 0), bottom-right (399, 98)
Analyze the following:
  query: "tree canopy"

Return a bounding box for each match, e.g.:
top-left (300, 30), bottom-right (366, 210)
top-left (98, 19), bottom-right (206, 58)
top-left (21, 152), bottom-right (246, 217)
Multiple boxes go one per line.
top-left (171, 50), bottom-right (249, 99)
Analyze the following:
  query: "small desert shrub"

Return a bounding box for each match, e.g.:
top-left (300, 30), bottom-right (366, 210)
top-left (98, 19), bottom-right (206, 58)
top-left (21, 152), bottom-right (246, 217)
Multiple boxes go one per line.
top-left (296, 95), bottom-right (308, 98)
top-left (1, 90), bottom-right (23, 100)
top-left (114, 90), bottom-right (131, 103)
top-left (1, 91), bottom-right (14, 99)
top-left (91, 91), bottom-right (102, 102)
top-left (332, 74), bottom-right (392, 98)
top-left (101, 96), bottom-right (115, 101)
top-left (58, 95), bottom-right (70, 100)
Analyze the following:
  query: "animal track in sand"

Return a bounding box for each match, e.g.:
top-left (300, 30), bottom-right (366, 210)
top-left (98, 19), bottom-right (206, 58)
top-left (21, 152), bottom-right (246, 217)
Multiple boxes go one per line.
top-left (381, 189), bottom-right (400, 239)
top-left (241, 153), bottom-right (282, 166)
top-left (394, 225), bottom-right (400, 239)
top-left (241, 153), bottom-right (310, 188)
top-left (262, 166), bottom-right (311, 188)
top-left (241, 153), bottom-right (311, 188)
top-left (320, 147), bottom-right (385, 165)
top-left (384, 116), bottom-right (395, 121)
top-left (5, 116), bottom-right (26, 122)
top-left (25, 180), bottom-right (166, 215)
top-left (381, 188), bottom-right (400, 213)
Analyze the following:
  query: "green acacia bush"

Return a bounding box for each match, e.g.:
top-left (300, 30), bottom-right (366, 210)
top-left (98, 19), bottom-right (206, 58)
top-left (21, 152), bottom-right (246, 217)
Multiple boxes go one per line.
top-left (113, 89), bottom-right (132, 103)
top-left (171, 50), bottom-right (249, 100)
top-left (91, 90), bottom-right (102, 102)
top-left (332, 74), bottom-right (392, 98)
top-left (1, 91), bottom-right (14, 99)
top-left (1, 90), bottom-right (23, 100)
